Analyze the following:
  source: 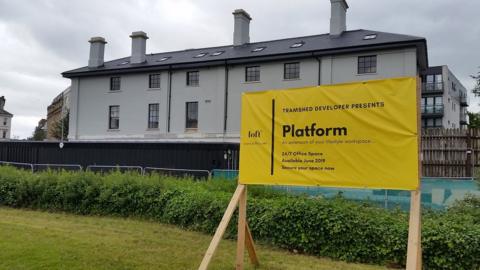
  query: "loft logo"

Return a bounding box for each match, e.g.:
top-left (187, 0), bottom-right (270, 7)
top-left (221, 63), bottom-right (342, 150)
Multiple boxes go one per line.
top-left (248, 130), bottom-right (261, 138)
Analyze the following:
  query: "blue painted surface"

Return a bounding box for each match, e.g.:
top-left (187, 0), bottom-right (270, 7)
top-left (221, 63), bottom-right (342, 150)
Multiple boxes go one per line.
top-left (211, 170), bottom-right (480, 210)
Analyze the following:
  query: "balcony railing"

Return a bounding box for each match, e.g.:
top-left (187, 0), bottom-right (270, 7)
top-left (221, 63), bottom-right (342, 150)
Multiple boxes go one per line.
top-left (421, 105), bottom-right (444, 115)
top-left (460, 94), bottom-right (468, 106)
top-left (422, 82), bottom-right (444, 93)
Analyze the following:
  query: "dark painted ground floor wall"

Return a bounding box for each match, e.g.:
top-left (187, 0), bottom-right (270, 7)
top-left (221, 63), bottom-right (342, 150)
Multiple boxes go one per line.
top-left (0, 141), bottom-right (240, 171)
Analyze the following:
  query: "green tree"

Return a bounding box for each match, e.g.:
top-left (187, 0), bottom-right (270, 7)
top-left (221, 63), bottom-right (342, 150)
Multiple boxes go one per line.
top-left (472, 68), bottom-right (480, 97)
top-left (29, 119), bottom-right (47, 141)
top-left (52, 110), bottom-right (69, 140)
top-left (468, 112), bottom-right (480, 128)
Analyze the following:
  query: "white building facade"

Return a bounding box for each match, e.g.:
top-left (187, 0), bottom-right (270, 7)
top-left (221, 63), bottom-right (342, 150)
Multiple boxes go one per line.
top-left (63, 0), bottom-right (429, 142)
top-left (0, 96), bottom-right (13, 140)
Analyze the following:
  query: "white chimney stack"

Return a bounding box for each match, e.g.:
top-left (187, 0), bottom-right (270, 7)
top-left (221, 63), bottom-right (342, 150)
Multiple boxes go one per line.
top-left (330, 0), bottom-right (348, 36)
top-left (130, 31), bottom-right (148, 64)
top-left (0, 96), bottom-right (5, 110)
top-left (233, 9), bottom-right (251, 46)
top-left (88, 37), bottom-right (107, 68)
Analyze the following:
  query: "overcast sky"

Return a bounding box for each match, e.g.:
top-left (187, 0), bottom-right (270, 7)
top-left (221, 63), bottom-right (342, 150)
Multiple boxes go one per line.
top-left (0, 0), bottom-right (479, 139)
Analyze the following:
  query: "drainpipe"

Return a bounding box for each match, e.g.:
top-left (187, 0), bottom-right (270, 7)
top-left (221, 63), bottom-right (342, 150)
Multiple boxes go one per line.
top-left (223, 61), bottom-right (229, 135)
top-left (315, 55), bottom-right (322, 85)
top-left (167, 67), bottom-right (172, 132)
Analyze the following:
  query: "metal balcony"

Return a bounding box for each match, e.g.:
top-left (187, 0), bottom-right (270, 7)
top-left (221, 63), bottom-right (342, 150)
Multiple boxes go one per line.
top-left (421, 105), bottom-right (444, 116)
top-left (460, 95), bottom-right (468, 107)
top-left (422, 82), bottom-right (444, 94)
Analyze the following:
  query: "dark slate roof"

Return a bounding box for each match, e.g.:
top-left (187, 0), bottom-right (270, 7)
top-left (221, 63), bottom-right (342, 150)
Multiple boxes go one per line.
top-left (62, 29), bottom-right (428, 78)
top-left (0, 108), bottom-right (13, 116)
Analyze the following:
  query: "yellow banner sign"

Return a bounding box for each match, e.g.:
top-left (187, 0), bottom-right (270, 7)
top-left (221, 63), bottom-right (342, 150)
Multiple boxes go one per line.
top-left (239, 77), bottom-right (419, 190)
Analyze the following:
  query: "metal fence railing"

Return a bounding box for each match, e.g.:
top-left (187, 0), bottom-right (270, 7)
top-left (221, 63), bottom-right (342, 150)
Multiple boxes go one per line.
top-left (0, 161), bottom-right (219, 179)
top-left (86, 165), bottom-right (144, 174)
top-left (0, 161), bottom-right (34, 172)
top-left (145, 167), bottom-right (211, 179)
top-left (33, 164), bottom-right (83, 172)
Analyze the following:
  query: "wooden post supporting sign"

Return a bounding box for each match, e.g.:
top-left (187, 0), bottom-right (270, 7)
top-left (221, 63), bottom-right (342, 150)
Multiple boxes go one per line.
top-left (406, 190), bottom-right (422, 270)
top-left (198, 184), bottom-right (259, 270)
top-left (405, 77), bottom-right (423, 270)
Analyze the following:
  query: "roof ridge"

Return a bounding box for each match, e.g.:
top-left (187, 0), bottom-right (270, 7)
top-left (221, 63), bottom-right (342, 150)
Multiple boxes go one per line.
top-left (142, 29), bottom-right (368, 58)
top-left (64, 29), bottom-right (427, 76)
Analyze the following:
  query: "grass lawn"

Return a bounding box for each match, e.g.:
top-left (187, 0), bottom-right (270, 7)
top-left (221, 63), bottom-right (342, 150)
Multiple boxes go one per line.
top-left (0, 207), bottom-right (389, 270)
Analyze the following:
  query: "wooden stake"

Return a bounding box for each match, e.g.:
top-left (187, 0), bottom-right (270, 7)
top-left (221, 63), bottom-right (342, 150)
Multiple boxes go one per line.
top-left (198, 185), bottom-right (246, 270)
top-left (405, 76), bottom-right (422, 270)
top-left (236, 186), bottom-right (247, 270)
top-left (406, 189), bottom-right (422, 270)
top-left (245, 223), bottom-right (259, 266)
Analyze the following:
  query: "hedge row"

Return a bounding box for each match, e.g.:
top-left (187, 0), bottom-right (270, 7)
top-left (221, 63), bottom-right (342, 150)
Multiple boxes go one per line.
top-left (0, 166), bottom-right (478, 269)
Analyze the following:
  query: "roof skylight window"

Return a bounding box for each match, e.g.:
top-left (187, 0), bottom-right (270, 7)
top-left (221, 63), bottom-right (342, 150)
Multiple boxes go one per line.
top-left (251, 47), bottom-right (266, 52)
top-left (118, 61), bottom-right (129, 65)
top-left (211, 51), bottom-right (225, 56)
top-left (194, 52), bottom-right (208, 58)
top-left (290, 41), bottom-right (305, 48)
top-left (363, 34), bottom-right (377, 40)
top-left (156, 57), bottom-right (171, 62)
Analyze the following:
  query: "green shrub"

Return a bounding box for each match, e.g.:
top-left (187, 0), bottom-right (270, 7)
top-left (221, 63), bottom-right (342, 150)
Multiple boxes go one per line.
top-left (0, 166), bottom-right (478, 269)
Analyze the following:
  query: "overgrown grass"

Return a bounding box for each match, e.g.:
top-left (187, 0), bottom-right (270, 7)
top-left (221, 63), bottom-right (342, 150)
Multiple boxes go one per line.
top-left (0, 207), bottom-right (388, 270)
top-left (0, 166), bottom-right (479, 269)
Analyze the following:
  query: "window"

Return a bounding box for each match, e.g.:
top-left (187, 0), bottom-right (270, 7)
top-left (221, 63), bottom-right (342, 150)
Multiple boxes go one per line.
top-left (108, 105), bottom-right (120, 129)
top-left (427, 119), bottom-right (434, 127)
top-left (363, 34), bottom-right (377, 40)
top-left (186, 71), bottom-right (199, 86)
top-left (3, 118), bottom-right (6, 125)
top-left (435, 118), bottom-right (442, 127)
top-left (211, 51), bottom-right (225, 56)
top-left (426, 75), bottom-right (434, 83)
top-left (424, 74), bottom-right (443, 91)
top-left (148, 103), bottom-right (159, 129)
top-left (290, 41), bottom-right (304, 48)
top-left (245, 66), bottom-right (260, 82)
top-left (110, 77), bottom-right (121, 91)
top-left (186, 102), bottom-right (198, 129)
top-left (149, 74), bottom-right (161, 89)
top-left (194, 52), bottom-right (208, 58)
top-left (156, 57), bottom-right (170, 62)
top-left (2, 131), bottom-right (5, 138)
top-left (284, 62), bottom-right (300, 80)
top-left (251, 47), bottom-right (265, 52)
top-left (357, 55), bottom-right (377, 74)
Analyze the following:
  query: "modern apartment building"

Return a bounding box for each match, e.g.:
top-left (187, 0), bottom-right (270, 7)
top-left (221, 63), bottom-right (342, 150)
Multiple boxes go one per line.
top-left (0, 96), bottom-right (13, 140)
top-left (420, 66), bottom-right (468, 129)
top-left (62, 0), bottom-right (428, 142)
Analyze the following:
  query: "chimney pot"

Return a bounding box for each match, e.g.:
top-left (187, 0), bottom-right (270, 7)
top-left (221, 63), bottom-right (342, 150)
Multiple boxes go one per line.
top-left (130, 31), bottom-right (149, 64)
top-left (88, 36), bottom-right (107, 68)
top-left (233, 9), bottom-right (251, 46)
top-left (330, 0), bottom-right (348, 36)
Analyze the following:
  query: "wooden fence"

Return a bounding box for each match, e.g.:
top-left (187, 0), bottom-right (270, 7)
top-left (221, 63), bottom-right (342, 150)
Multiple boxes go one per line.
top-left (422, 128), bottom-right (479, 178)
